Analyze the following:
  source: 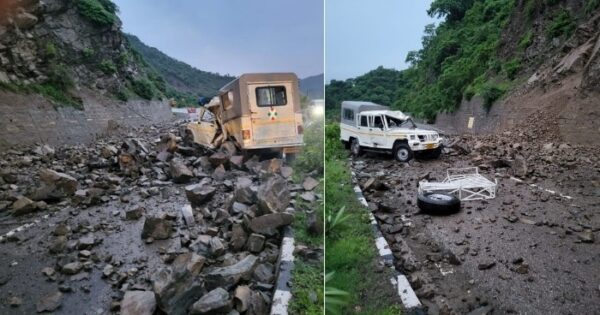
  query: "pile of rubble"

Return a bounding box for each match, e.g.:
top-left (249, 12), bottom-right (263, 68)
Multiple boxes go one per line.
top-left (0, 124), bottom-right (320, 314)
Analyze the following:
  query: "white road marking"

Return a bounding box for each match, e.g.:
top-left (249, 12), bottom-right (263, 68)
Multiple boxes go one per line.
top-left (509, 176), bottom-right (573, 200)
top-left (270, 291), bottom-right (292, 315)
top-left (375, 236), bottom-right (393, 257)
top-left (280, 237), bottom-right (295, 262)
top-left (0, 214), bottom-right (49, 243)
top-left (396, 275), bottom-right (422, 309)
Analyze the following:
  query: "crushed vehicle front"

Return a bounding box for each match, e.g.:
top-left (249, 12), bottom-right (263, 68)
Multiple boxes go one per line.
top-left (384, 111), bottom-right (443, 151)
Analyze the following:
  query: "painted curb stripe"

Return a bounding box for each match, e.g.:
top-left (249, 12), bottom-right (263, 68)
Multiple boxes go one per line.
top-left (396, 275), bottom-right (422, 309)
top-left (270, 226), bottom-right (295, 315)
top-left (352, 181), bottom-right (423, 311)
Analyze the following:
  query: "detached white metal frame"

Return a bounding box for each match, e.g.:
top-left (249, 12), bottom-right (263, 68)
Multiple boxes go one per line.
top-left (418, 167), bottom-right (498, 201)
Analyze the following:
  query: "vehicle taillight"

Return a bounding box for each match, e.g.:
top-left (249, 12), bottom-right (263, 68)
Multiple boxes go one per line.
top-left (242, 129), bottom-right (251, 140)
top-left (297, 125), bottom-right (303, 135)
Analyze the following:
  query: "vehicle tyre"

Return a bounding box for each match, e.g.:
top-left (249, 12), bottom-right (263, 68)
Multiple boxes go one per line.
top-left (429, 146), bottom-right (443, 159)
top-left (393, 142), bottom-right (413, 162)
top-left (350, 138), bottom-right (362, 156)
top-left (417, 192), bottom-right (460, 214)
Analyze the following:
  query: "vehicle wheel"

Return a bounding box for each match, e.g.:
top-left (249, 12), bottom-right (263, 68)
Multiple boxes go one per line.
top-left (429, 146), bottom-right (443, 159)
top-left (350, 138), bottom-right (361, 156)
top-left (393, 142), bottom-right (413, 162)
top-left (417, 192), bottom-right (460, 214)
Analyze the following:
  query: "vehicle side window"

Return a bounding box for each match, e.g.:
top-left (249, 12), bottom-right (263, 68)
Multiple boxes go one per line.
top-left (359, 115), bottom-right (368, 127)
top-left (343, 109), bottom-right (354, 121)
top-left (221, 91), bottom-right (233, 110)
top-left (256, 86), bottom-right (287, 106)
top-left (373, 116), bottom-right (383, 129)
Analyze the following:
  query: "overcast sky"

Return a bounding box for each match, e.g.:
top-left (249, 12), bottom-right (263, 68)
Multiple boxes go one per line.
top-left (326, 0), bottom-right (437, 81)
top-left (113, 0), bottom-right (324, 78)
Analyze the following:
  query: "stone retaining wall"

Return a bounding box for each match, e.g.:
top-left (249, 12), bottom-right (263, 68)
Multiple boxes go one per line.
top-left (0, 90), bottom-right (172, 149)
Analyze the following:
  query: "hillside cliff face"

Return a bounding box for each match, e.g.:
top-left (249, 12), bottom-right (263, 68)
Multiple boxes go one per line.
top-left (0, 0), bottom-right (232, 108)
top-left (0, 0), bottom-right (175, 148)
top-left (0, 0), bottom-right (165, 106)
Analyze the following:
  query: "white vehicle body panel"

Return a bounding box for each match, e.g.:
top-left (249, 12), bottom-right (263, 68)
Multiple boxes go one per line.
top-left (339, 101), bottom-right (443, 152)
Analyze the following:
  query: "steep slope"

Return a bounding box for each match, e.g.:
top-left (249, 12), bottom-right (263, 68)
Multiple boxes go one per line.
top-left (299, 73), bottom-right (324, 99)
top-left (125, 34), bottom-right (234, 104)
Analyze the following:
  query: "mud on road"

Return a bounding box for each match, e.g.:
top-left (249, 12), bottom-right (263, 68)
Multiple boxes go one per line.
top-left (0, 122), bottom-right (320, 315)
top-left (351, 134), bottom-right (600, 314)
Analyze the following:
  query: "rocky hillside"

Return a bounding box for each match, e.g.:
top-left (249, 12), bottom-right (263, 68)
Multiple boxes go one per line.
top-left (0, 0), bottom-right (232, 109)
top-left (125, 34), bottom-right (234, 105)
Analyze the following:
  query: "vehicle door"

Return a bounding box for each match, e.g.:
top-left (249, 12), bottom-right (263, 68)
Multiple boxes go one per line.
top-left (369, 115), bottom-right (387, 148)
top-left (248, 83), bottom-right (296, 142)
top-left (356, 114), bottom-right (371, 146)
top-left (187, 107), bottom-right (218, 148)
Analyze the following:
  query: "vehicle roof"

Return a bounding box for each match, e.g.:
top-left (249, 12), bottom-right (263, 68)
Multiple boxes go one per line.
top-left (341, 101), bottom-right (388, 112)
top-left (220, 73), bottom-right (298, 92)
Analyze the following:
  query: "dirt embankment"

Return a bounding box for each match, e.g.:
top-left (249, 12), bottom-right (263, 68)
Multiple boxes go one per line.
top-left (435, 13), bottom-right (600, 145)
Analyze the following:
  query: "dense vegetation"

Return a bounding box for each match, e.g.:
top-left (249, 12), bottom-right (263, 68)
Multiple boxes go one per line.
top-left (77, 0), bottom-right (118, 27)
top-left (125, 34), bottom-right (234, 107)
top-left (326, 0), bottom-right (588, 121)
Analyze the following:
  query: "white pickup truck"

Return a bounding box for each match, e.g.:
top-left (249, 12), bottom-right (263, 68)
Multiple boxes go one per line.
top-left (339, 101), bottom-right (443, 162)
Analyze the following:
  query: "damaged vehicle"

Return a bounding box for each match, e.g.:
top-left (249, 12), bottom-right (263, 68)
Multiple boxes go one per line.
top-left (185, 73), bottom-right (304, 157)
top-left (339, 101), bottom-right (443, 162)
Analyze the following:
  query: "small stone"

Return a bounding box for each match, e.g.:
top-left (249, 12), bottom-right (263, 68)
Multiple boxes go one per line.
top-left (121, 290), bottom-right (156, 315)
top-left (302, 177), bottom-right (319, 191)
top-left (246, 233), bottom-right (265, 253)
top-left (190, 287), bottom-right (230, 314)
top-left (478, 261), bottom-right (496, 270)
top-left (125, 207), bottom-right (144, 220)
top-left (61, 262), bottom-right (83, 275)
top-left (36, 291), bottom-right (63, 313)
top-left (7, 296), bottom-right (22, 307)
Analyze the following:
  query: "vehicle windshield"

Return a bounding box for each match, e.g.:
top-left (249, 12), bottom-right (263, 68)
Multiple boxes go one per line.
top-left (385, 116), bottom-right (416, 129)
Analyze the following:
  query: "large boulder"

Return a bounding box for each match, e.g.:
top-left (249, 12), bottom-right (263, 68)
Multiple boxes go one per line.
top-left (204, 255), bottom-right (258, 290)
top-left (121, 291), bottom-right (156, 315)
top-left (234, 177), bottom-right (256, 204)
top-left (256, 175), bottom-right (290, 214)
top-left (153, 253), bottom-right (206, 314)
top-left (11, 196), bottom-right (37, 216)
top-left (141, 217), bottom-right (172, 240)
top-left (169, 158), bottom-right (194, 183)
top-left (209, 152), bottom-right (229, 167)
top-left (190, 288), bottom-right (231, 314)
top-left (31, 169), bottom-right (78, 201)
top-left (250, 213), bottom-right (294, 236)
top-left (185, 184), bottom-right (216, 206)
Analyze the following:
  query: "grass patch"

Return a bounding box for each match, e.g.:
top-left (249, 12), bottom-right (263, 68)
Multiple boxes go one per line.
top-left (131, 78), bottom-right (156, 100)
top-left (547, 9), bottom-right (576, 39)
top-left (99, 59), bottom-right (117, 74)
top-left (325, 123), bottom-right (403, 314)
top-left (77, 0), bottom-right (118, 27)
top-left (289, 261), bottom-right (324, 315)
top-left (518, 30), bottom-right (533, 51)
top-left (481, 83), bottom-right (505, 110)
top-left (288, 109), bottom-right (324, 315)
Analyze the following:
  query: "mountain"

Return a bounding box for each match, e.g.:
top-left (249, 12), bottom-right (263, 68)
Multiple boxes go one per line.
top-left (125, 34), bottom-right (234, 104)
top-left (299, 73), bottom-right (324, 99)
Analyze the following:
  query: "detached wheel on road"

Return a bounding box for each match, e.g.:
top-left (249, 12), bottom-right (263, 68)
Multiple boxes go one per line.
top-left (351, 138), bottom-right (362, 156)
top-left (393, 142), bottom-right (413, 162)
top-left (417, 192), bottom-right (460, 214)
